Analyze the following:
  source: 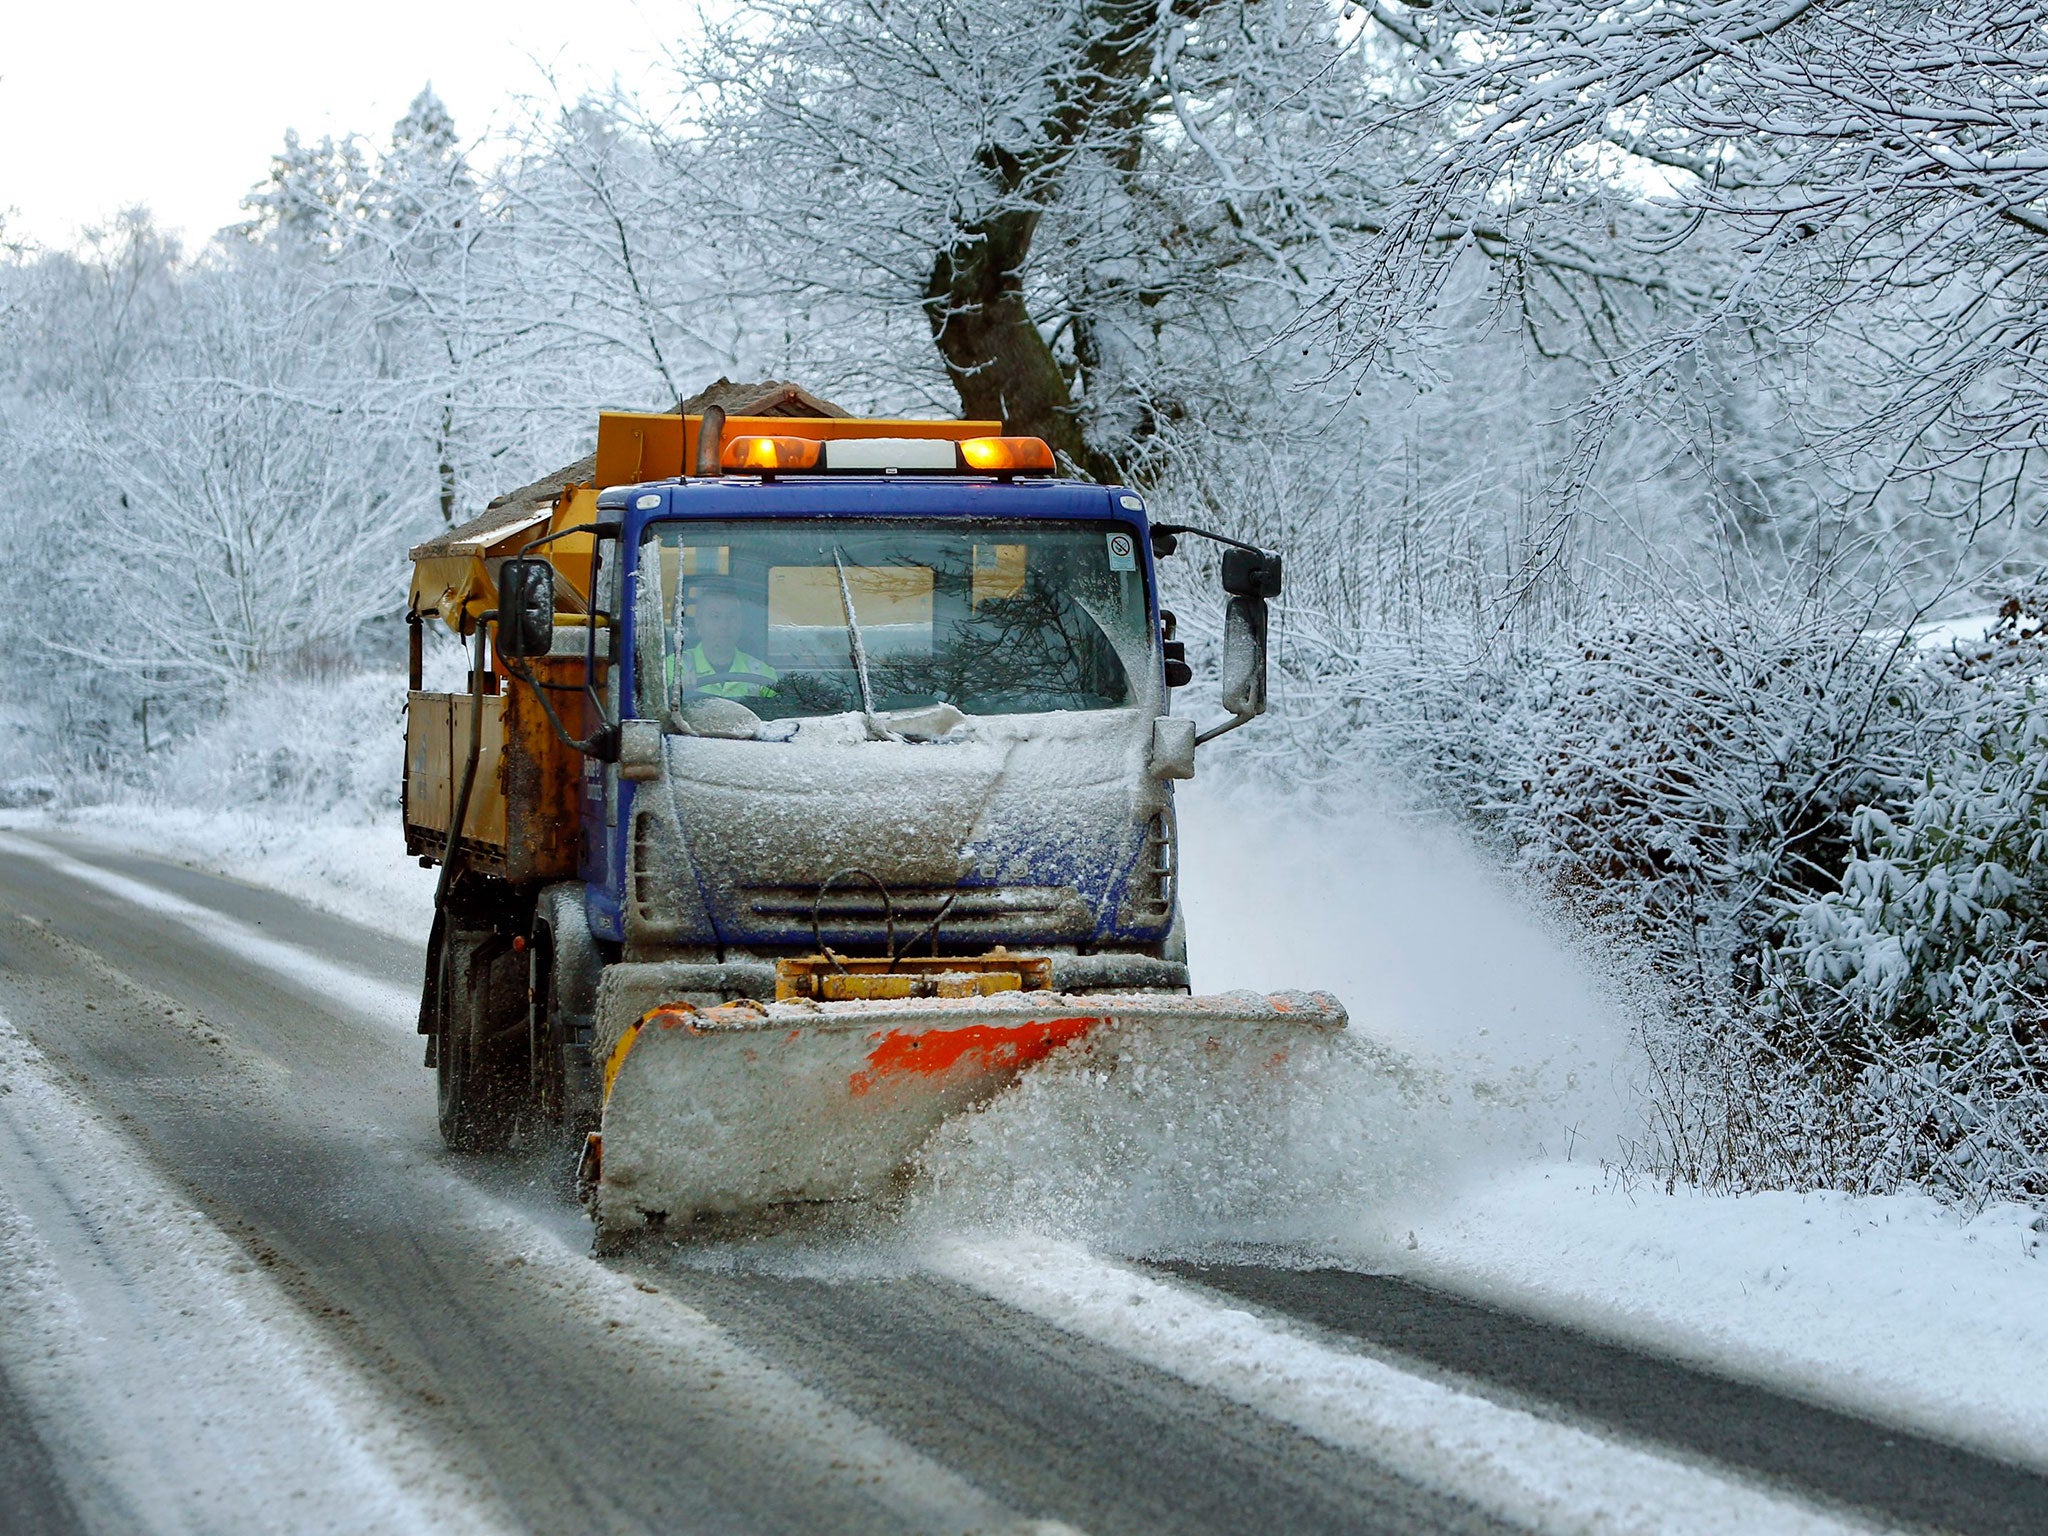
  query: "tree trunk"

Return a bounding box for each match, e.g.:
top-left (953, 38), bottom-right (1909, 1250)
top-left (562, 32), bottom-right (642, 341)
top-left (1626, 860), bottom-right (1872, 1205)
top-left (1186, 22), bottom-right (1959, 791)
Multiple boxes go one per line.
top-left (922, 0), bottom-right (1169, 485)
top-left (926, 200), bottom-right (1115, 480)
top-left (438, 396), bottom-right (457, 524)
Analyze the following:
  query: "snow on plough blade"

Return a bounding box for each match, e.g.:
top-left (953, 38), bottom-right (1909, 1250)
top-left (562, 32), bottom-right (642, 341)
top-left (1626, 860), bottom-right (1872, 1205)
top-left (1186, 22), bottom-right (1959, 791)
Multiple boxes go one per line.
top-left (586, 989), bottom-right (1346, 1242)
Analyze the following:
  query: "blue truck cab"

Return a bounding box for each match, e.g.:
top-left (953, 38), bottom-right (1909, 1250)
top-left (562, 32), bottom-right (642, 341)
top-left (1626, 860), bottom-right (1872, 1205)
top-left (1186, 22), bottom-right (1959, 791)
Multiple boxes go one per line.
top-left (580, 471), bottom-right (1189, 979)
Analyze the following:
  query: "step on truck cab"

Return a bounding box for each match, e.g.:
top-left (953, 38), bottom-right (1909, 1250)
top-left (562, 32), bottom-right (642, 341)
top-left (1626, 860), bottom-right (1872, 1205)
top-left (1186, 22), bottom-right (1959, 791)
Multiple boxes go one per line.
top-left (404, 384), bottom-right (1342, 1243)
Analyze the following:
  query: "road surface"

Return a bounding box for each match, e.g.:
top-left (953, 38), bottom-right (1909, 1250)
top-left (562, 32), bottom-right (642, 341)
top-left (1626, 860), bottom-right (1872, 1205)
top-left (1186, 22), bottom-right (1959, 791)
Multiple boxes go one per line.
top-left (0, 830), bottom-right (2040, 1535)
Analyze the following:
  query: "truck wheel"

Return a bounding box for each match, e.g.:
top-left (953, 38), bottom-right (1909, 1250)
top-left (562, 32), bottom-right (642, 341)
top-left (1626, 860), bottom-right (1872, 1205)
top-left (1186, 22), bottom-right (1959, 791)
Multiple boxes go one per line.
top-left (534, 884), bottom-right (606, 1136)
top-left (436, 936), bottom-right (526, 1152)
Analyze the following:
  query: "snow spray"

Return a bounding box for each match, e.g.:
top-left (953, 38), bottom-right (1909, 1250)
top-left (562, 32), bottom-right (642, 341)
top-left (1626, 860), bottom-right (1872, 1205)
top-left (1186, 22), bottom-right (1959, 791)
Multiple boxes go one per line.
top-left (905, 783), bottom-right (1641, 1261)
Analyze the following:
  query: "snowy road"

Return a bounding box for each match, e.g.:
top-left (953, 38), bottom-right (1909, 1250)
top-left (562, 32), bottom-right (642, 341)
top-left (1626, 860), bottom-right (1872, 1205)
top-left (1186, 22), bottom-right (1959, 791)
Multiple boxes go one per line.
top-left (0, 832), bottom-right (2041, 1536)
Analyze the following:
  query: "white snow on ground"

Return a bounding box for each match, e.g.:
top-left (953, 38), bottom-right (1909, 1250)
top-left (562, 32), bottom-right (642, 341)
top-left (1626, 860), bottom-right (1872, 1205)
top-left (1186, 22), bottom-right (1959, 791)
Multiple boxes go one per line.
top-left (938, 1236), bottom-right (1875, 1536)
top-left (16, 706), bottom-right (2048, 1488)
top-left (1911, 612), bottom-right (2000, 652)
top-left (0, 831), bottom-right (419, 1024)
top-left (1392, 1163), bottom-right (2048, 1475)
top-left (0, 1013), bottom-right (513, 1535)
top-left (46, 806), bottom-right (434, 942)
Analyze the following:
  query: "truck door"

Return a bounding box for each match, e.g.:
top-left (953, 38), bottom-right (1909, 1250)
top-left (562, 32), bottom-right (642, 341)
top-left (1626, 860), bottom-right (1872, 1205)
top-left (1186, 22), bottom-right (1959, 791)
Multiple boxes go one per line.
top-left (581, 534), bottom-right (627, 937)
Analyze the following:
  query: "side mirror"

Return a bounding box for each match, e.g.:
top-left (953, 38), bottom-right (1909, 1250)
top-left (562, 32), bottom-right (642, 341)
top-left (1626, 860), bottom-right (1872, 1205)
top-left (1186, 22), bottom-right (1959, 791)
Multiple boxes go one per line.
top-left (1221, 547), bottom-right (1283, 599)
top-left (1219, 595), bottom-right (1268, 718)
top-left (496, 559), bottom-right (555, 659)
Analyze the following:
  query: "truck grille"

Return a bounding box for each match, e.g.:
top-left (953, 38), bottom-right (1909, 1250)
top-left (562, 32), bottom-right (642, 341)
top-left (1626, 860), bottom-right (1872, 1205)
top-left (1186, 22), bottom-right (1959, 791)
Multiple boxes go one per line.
top-left (744, 885), bottom-right (1067, 918)
top-left (737, 883), bottom-right (1088, 945)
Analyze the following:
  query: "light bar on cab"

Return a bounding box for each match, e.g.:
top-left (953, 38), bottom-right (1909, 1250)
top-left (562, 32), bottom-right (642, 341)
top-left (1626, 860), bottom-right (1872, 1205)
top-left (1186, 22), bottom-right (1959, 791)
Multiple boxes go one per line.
top-left (721, 435), bottom-right (823, 474)
top-left (959, 436), bottom-right (1055, 476)
top-left (712, 431), bottom-right (1057, 478)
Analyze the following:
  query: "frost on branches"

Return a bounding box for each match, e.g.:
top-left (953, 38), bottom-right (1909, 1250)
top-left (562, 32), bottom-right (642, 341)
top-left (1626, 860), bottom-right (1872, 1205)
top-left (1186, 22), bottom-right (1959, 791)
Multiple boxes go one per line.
top-left (1778, 605), bottom-right (2048, 1202)
top-left (1333, 0), bottom-right (2048, 557)
top-left (1258, 592), bottom-right (2048, 1203)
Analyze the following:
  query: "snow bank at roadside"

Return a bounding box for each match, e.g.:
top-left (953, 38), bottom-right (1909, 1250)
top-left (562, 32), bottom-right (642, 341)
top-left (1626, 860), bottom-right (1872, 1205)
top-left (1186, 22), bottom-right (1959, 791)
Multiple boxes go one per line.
top-left (2, 670), bottom-right (433, 941)
top-left (30, 805), bottom-right (433, 941)
top-left (1390, 1163), bottom-right (2048, 1474)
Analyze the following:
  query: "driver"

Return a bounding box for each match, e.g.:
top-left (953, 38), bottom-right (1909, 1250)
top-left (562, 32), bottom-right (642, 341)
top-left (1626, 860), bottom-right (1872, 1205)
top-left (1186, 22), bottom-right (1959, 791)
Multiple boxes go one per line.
top-left (673, 580), bottom-right (778, 699)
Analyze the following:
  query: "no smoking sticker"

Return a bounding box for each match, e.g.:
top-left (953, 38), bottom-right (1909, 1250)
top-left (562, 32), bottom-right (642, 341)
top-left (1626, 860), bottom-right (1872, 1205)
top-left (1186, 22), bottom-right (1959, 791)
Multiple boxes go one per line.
top-left (1106, 531), bottom-right (1138, 571)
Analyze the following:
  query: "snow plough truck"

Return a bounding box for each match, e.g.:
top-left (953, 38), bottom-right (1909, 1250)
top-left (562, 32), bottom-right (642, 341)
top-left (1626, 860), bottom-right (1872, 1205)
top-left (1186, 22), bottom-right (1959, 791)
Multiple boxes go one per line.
top-left (404, 380), bottom-right (1346, 1244)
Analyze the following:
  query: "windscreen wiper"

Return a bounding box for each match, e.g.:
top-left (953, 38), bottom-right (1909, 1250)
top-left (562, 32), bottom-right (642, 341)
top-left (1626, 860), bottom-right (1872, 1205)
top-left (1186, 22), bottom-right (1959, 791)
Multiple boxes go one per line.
top-left (832, 548), bottom-right (896, 742)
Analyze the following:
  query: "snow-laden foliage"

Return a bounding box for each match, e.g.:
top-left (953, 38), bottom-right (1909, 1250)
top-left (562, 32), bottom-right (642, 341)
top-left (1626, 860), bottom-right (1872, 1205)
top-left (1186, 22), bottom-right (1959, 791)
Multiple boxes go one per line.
top-left (1218, 587), bottom-right (2046, 1202)
top-left (1795, 668), bottom-right (2048, 1039)
top-left (1333, 0), bottom-right (2048, 551)
top-left (143, 670), bottom-right (406, 823)
top-left (1750, 613), bottom-right (2048, 1200)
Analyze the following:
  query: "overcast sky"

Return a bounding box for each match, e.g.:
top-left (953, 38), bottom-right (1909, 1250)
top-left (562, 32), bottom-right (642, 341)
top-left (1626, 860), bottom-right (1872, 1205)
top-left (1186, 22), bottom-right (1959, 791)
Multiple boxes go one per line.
top-left (1, 0), bottom-right (676, 252)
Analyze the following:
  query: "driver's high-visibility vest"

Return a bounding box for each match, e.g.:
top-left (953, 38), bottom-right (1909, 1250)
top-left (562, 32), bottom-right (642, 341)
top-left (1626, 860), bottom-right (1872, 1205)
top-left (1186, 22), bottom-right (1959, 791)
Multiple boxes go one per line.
top-left (669, 644), bottom-right (779, 699)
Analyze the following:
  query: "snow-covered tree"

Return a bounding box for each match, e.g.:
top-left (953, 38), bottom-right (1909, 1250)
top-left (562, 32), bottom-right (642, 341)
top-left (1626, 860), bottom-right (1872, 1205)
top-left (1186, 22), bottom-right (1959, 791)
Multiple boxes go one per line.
top-left (678, 0), bottom-right (1414, 476)
top-left (62, 254), bottom-right (426, 686)
top-left (1331, 0), bottom-right (2048, 540)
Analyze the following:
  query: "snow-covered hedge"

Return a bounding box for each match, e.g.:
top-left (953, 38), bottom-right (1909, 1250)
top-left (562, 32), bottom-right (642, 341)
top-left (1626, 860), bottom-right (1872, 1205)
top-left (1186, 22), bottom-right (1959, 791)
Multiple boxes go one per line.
top-left (1791, 655), bottom-right (2048, 1036)
top-left (1248, 597), bottom-right (2048, 1204)
top-left (142, 670), bottom-right (405, 824)
top-left (1763, 622), bottom-right (2048, 1201)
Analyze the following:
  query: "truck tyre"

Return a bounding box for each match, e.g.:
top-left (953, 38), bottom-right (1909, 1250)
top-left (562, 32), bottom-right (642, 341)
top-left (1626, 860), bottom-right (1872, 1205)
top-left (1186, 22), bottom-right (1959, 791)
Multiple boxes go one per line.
top-left (437, 934), bottom-right (527, 1151)
top-left (533, 884), bottom-right (605, 1135)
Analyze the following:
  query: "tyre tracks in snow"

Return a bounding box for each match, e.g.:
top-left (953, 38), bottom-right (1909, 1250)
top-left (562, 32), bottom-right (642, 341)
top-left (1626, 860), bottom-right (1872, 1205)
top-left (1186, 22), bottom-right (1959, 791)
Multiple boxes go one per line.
top-left (0, 829), bottom-right (2038, 1535)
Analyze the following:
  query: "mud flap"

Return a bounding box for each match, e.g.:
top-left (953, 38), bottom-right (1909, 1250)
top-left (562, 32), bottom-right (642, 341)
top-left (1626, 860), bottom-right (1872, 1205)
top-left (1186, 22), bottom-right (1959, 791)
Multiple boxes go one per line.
top-left (593, 989), bottom-right (1345, 1241)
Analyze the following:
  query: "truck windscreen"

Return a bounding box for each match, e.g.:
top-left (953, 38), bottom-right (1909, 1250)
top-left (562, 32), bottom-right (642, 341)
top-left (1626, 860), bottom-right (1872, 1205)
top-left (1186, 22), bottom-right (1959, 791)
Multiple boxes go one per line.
top-left (635, 518), bottom-right (1150, 721)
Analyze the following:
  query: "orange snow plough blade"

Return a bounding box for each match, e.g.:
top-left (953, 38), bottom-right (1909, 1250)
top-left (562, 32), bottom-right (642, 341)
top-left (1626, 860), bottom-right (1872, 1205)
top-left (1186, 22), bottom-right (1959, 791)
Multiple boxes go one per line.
top-left (588, 989), bottom-right (1345, 1242)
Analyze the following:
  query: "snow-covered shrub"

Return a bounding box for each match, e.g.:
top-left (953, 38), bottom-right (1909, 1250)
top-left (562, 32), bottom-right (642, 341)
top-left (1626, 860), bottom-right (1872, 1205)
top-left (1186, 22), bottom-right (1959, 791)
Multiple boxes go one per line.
top-left (145, 669), bottom-right (405, 824)
top-left (1753, 616), bottom-right (2048, 1201)
top-left (1506, 612), bottom-right (1941, 1004)
top-left (1245, 592), bottom-right (2047, 1203)
top-left (1791, 691), bottom-right (2048, 1038)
